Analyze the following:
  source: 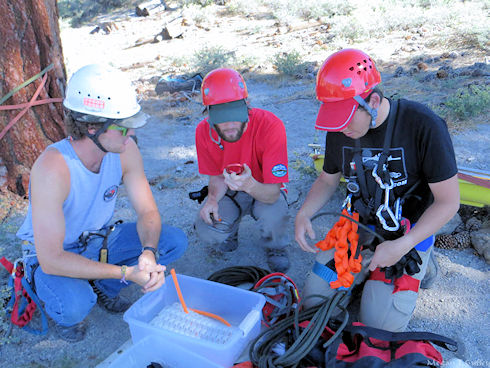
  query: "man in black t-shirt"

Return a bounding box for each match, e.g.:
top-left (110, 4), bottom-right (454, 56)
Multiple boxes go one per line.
top-left (295, 49), bottom-right (459, 332)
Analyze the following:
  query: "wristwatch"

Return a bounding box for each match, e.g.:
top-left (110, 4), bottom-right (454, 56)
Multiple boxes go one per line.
top-left (142, 246), bottom-right (159, 260)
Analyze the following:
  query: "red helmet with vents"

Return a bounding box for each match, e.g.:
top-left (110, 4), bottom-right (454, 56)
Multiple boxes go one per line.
top-left (201, 68), bottom-right (248, 106)
top-left (315, 49), bottom-right (381, 131)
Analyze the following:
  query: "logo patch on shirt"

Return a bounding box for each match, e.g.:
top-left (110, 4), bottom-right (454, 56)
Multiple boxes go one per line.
top-left (103, 185), bottom-right (118, 202)
top-left (272, 164), bottom-right (287, 178)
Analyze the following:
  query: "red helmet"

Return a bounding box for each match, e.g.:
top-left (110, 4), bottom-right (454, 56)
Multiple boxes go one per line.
top-left (315, 49), bottom-right (381, 131)
top-left (316, 49), bottom-right (381, 102)
top-left (201, 68), bottom-right (248, 106)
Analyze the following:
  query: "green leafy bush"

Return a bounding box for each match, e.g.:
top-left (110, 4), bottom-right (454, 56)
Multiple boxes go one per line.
top-left (272, 51), bottom-right (306, 76)
top-left (444, 84), bottom-right (490, 120)
top-left (192, 46), bottom-right (235, 75)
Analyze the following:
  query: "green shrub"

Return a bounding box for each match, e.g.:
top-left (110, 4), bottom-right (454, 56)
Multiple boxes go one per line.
top-left (443, 84), bottom-right (490, 120)
top-left (192, 46), bottom-right (235, 75)
top-left (272, 51), bottom-right (306, 76)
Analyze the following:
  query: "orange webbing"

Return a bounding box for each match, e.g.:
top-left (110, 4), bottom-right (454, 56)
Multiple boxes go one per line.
top-left (315, 209), bottom-right (362, 289)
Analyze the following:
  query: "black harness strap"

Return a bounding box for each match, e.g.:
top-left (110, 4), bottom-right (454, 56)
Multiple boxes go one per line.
top-left (351, 100), bottom-right (399, 222)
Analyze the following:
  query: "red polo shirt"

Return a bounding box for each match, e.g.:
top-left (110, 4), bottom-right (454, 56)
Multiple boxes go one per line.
top-left (195, 108), bottom-right (288, 184)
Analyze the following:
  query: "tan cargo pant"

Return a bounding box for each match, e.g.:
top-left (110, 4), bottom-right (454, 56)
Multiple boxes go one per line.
top-left (302, 237), bottom-right (434, 332)
top-left (195, 190), bottom-right (289, 250)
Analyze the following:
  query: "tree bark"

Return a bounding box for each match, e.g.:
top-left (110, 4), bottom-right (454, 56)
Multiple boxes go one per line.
top-left (0, 0), bottom-right (66, 196)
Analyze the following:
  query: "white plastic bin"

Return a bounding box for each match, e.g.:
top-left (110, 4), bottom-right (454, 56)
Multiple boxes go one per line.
top-left (123, 273), bottom-right (265, 367)
top-left (108, 335), bottom-right (222, 368)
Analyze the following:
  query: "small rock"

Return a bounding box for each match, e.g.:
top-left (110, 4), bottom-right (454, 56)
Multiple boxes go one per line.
top-left (417, 62), bottom-right (428, 71)
top-left (436, 69), bottom-right (448, 79)
top-left (465, 217), bottom-right (482, 232)
top-left (470, 227), bottom-right (490, 263)
top-left (394, 66), bottom-right (404, 77)
top-left (410, 66), bottom-right (419, 74)
top-left (135, 6), bottom-right (149, 17)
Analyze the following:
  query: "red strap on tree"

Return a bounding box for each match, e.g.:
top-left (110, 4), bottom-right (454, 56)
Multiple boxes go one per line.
top-left (369, 268), bottom-right (420, 294)
top-left (315, 209), bottom-right (363, 289)
top-left (0, 257), bottom-right (38, 327)
top-left (0, 68), bottom-right (63, 141)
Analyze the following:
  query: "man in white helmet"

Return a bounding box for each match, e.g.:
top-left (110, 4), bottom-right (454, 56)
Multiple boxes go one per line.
top-left (16, 64), bottom-right (187, 342)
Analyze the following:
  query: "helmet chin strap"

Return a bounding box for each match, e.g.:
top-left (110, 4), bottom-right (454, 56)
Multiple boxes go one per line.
top-left (209, 125), bottom-right (223, 150)
top-left (354, 95), bottom-right (378, 129)
top-left (75, 120), bottom-right (113, 153)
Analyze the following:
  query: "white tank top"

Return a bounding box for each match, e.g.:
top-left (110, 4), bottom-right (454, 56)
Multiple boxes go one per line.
top-left (17, 138), bottom-right (122, 247)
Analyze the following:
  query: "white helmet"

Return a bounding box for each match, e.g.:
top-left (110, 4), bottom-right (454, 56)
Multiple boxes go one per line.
top-left (63, 64), bottom-right (145, 128)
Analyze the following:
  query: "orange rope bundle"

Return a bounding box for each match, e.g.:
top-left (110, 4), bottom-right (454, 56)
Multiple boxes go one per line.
top-left (315, 209), bottom-right (362, 289)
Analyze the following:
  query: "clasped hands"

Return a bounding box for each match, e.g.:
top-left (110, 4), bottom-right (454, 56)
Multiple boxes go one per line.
top-left (126, 252), bottom-right (166, 293)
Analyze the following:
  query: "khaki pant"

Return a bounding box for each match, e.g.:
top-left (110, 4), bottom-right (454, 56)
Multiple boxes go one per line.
top-left (303, 238), bottom-right (434, 332)
top-left (195, 190), bottom-right (289, 250)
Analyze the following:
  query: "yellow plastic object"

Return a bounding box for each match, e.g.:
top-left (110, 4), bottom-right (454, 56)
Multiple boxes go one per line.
top-left (310, 154), bottom-right (490, 208)
top-left (457, 167), bottom-right (490, 207)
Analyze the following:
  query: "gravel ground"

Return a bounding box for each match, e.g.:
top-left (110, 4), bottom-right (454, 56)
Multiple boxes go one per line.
top-left (0, 4), bottom-right (489, 367)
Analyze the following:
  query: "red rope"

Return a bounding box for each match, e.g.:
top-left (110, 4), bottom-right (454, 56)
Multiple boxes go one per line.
top-left (0, 73), bottom-right (63, 141)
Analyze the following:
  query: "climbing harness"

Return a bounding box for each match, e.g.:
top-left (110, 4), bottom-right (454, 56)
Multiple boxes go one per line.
top-left (78, 220), bottom-right (123, 263)
top-left (252, 273), bottom-right (300, 327)
top-left (0, 256), bottom-right (48, 335)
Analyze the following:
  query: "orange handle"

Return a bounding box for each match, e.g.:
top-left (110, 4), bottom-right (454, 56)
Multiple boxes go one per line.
top-left (170, 268), bottom-right (189, 314)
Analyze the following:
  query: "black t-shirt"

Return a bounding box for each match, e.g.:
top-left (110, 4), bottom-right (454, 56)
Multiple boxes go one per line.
top-left (323, 98), bottom-right (458, 223)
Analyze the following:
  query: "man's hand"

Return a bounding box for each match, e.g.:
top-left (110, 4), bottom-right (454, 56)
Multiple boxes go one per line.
top-left (368, 237), bottom-right (410, 271)
top-left (127, 262), bottom-right (166, 293)
top-left (137, 251), bottom-right (166, 292)
top-left (294, 212), bottom-right (319, 253)
top-left (200, 197), bottom-right (220, 225)
top-left (223, 163), bottom-right (255, 192)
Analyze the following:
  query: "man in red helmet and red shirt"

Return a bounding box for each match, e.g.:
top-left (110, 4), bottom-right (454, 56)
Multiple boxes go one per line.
top-left (295, 49), bottom-right (459, 332)
top-left (194, 68), bottom-right (290, 272)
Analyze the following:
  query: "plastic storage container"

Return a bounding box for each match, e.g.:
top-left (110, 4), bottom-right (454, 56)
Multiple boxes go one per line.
top-left (108, 335), bottom-right (222, 368)
top-left (123, 273), bottom-right (265, 367)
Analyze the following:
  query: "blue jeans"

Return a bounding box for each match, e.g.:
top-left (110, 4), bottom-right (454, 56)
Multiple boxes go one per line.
top-left (32, 222), bottom-right (187, 327)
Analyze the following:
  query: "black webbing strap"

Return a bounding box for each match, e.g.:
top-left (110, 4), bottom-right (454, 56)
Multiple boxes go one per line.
top-left (373, 99), bottom-right (399, 212)
top-left (343, 324), bottom-right (458, 352)
top-left (351, 100), bottom-right (400, 220)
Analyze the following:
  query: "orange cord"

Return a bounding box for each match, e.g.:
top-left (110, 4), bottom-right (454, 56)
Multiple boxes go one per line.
top-left (170, 268), bottom-right (189, 313)
top-left (170, 268), bottom-right (231, 326)
top-left (315, 209), bottom-right (363, 289)
top-left (190, 308), bottom-right (231, 327)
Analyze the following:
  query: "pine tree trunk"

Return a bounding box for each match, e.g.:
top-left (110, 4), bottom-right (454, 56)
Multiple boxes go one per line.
top-left (0, 0), bottom-right (66, 196)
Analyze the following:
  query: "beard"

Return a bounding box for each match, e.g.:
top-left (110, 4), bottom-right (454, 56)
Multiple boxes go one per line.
top-left (214, 122), bottom-right (247, 143)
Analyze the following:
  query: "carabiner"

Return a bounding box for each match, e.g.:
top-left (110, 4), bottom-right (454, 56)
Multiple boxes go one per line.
top-left (372, 163), bottom-right (394, 190)
top-left (376, 187), bottom-right (399, 231)
top-left (342, 194), bottom-right (353, 214)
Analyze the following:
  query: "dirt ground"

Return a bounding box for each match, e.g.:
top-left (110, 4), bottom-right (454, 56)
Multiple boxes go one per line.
top-left (0, 2), bottom-right (489, 367)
